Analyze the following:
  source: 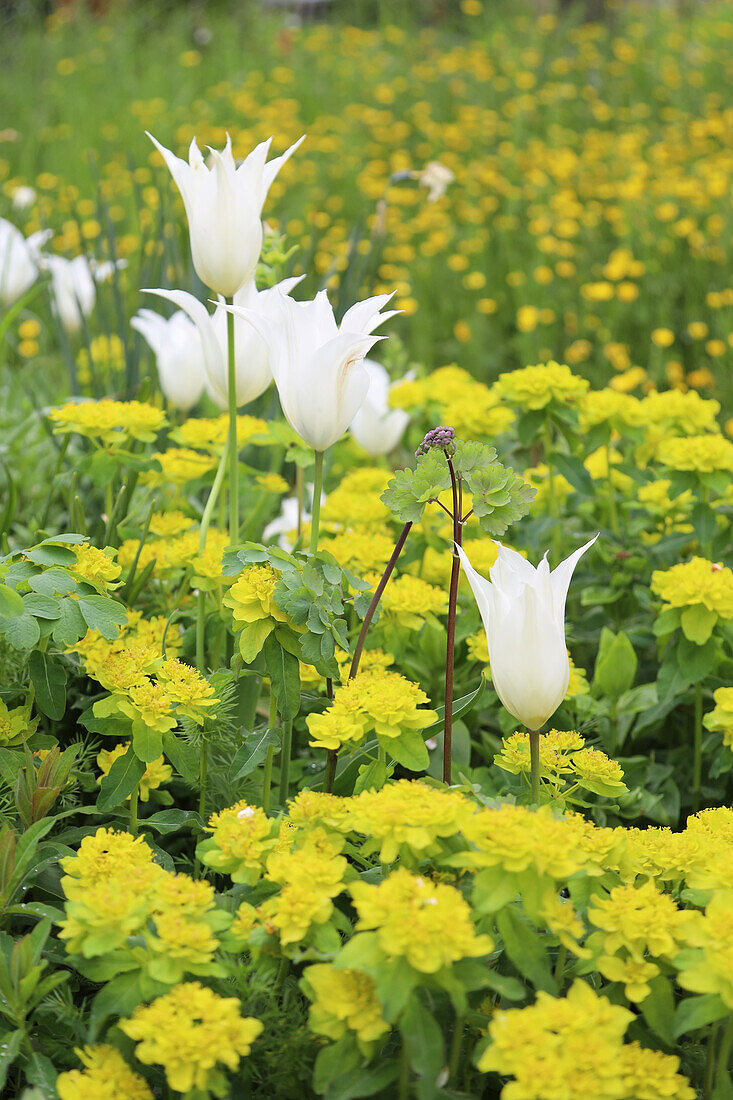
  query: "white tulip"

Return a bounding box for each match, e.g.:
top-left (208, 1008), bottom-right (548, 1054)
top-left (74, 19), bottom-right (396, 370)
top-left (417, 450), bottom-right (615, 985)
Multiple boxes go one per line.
top-left (12, 186), bottom-right (37, 211)
top-left (131, 308), bottom-right (206, 411)
top-left (226, 288), bottom-right (398, 452)
top-left (457, 536), bottom-right (598, 731)
top-left (144, 276), bottom-right (304, 410)
top-left (147, 131), bottom-right (304, 297)
top-left (350, 359), bottom-right (410, 455)
top-left (0, 218), bottom-right (50, 307)
top-left (43, 254), bottom-right (124, 333)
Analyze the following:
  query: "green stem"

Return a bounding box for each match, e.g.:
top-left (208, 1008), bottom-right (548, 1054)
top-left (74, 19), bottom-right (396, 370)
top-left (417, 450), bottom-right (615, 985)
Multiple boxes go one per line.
top-left (716, 1018), bottom-right (733, 1093)
top-left (226, 300), bottom-right (239, 540)
top-left (39, 435), bottom-right (70, 530)
top-left (278, 719), bottom-right (293, 804)
top-left (705, 1023), bottom-right (720, 1099)
top-left (554, 944), bottom-right (567, 985)
top-left (399, 1041), bottom-right (410, 1100)
top-left (448, 1014), bottom-right (464, 1085)
top-left (606, 444), bottom-right (619, 536)
top-left (543, 419), bottom-right (561, 563)
top-left (309, 450), bottom-right (324, 555)
top-left (444, 454), bottom-right (462, 785)
top-left (129, 782), bottom-right (139, 836)
top-left (694, 681), bottom-right (703, 811)
top-left (196, 439), bottom-right (230, 674)
top-left (263, 690), bottom-right (277, 814)
top-left (198, 742), bottom-right (208, 823)
top-left (529, 729), bottom-right (541, 805)
top-left (296, 464), bottom-right (304, 539)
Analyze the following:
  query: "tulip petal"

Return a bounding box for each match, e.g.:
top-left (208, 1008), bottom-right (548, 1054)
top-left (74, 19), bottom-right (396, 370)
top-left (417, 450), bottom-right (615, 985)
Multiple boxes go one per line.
top-left (144, 287), bottom-right (225, 404)
top-left (549, 534), bottom-right (599, 627)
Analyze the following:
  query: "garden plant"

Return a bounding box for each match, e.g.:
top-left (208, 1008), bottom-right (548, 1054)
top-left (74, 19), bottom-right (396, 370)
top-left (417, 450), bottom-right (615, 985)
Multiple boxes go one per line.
top-left (1, 1), bottom-right (733, 1098)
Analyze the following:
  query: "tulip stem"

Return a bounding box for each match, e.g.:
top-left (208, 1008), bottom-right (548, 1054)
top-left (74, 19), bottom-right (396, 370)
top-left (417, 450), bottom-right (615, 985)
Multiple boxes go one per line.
top-left (196, 438), bottom-right (230, 673)
top-left (296, 465), bottom-right (304, 539)
top-left (226, 298), bottom-right (239, 541)
top-left (128, 781), bottom-right (139, 837)
top-left (310, 451), bottom-right (324, 555)
top-left (279, 718), bottom-right (293, 805)
top-left (543, 419), bottom-right (561, 563)
top-left (263, 690), bottom-right (278, 814)
top-left (444, 454), bottom-right (462, 785)
top-left (529, 729), bottom-right (541, 804)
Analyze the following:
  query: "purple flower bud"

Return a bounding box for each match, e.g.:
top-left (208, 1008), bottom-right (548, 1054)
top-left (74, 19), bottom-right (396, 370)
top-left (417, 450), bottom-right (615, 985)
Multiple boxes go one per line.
top-left (416, 425), bottom-right (457, 458)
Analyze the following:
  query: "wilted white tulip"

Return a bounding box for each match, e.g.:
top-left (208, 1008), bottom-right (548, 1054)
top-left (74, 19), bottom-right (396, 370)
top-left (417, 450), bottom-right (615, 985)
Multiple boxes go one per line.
top-left (0, 218), bottom-right (50, 306)
top-left (43, 254), bottom-right (124, 333)
top-left (226, 288), bottom-right (398, 453)
top-left (147, 131), bottom-right (304, 298)
top-left (131, 308), bottom-right (206, 411)
top-left (144, 276), bottom-right (304, 410)
top-left (350, 359), bottom-right (410, 455)
top-left (457, 536), bottom-right (597, 732)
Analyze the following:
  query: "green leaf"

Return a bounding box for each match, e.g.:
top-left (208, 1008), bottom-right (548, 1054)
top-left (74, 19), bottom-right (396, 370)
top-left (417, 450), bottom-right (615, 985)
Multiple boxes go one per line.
top-left (28, 651), bottom-right (67, 721)
top-left (592, 628), bottom-right (637, 701)
top-left (131, 723), bottom-right (163, 764)
top-left (516, 409), bottom-right (545, 446)
top-left (496, 906), bottom-right (556, 994)
top-left (230, 727), bottom-right (280, 781)
top-left (674, 993), bottom-right (730, 1037)
top-left (0, 1029), bottom-right (22, 1090)
top-left (0, 613), bottom-right (40, 650)
top-left (26, 544), bottom-right (77, 567)
top-left (140, 809), bottom-right (201, 836)
top-left (353, 757), bottom-right (388, 795)
top-left (162, 731), bottom-right (199, 785)
top-left (88, 970), bottom-right (145, 1041)
top-left (78, 595), bottom-right (127, 640)
top-left (641, 974), bottom-right (675, 1045)
top-left (22, 593), bottom-right (61, 620)
top-left (676, 636), bottom-right (717, 683)
top-left (51, 597), bottom-right (88, 646)
top-left (422, 677), bottom-right (485, 739)
top-left (691, 501), bottom-right (717, 550)
top-left (238, 618), bottom-right (275, 663)
top-left (0, 585), bottom-right (23, 619)
top-left (263, 634), bottom-right (301, 720)
top-left (381, 448), bottom-right (451, 524)
top-left (550, 452), bottom-right (594, 496)
top-left (400, 993), bottom-right (444, 1099)
top-left (323, 1062), bottom-right (399, 1100)
top-left (680, 605), bottom-right (718, 646)
top-left (381, 728), bottom-right (429, 772)
top-left (25, 1051), bottom-right (58, 1097)
top-left (97, 746), bottom-right (145, 810)
top-left (313, 1036), bottom-right (361, 1095)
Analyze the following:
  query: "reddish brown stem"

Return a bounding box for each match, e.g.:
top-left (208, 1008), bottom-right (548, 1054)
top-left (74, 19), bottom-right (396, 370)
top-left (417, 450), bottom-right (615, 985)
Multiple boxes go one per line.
top-left (348, 521), bottom-right (413, 680)
top-left (444, 454), bottom-right (462, 785)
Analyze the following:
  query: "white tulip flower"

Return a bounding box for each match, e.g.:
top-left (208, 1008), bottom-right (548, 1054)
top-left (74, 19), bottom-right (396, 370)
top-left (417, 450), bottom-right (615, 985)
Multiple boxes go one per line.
top-left (349, 359), bottom-right (410, 456)
top-left (12, 186), bottom-right (37, 211)
top-left (226, 288), bottom-right (399, 453)
top-left (147, 131), bottom-right (304, 298)
top-left (0, 218), bottom-right (50, 306)
top-left (457, 536), bottom-right (598, 732)
top-left (144, 276), bottom-right (304, 410)
top-left (131, 308), bottom-right (206, 411)
top-left (43, 254), bottom-right (124, 333)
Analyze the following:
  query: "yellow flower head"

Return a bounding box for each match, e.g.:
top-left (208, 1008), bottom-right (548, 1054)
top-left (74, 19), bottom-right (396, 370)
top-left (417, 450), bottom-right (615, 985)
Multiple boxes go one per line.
top-left (49, 399), bottom-right (166, 446)
top-left (56, 1044), bottom-right (153, 1100)
top-left (351, 867), bottom-right (492, 973)
top-left (494, 361), bottom-right (589, 410)
top-left (197, 801), bottom-right (278, 884)
top-left (303, 964), bottom-right (388, 1053)
top-left (72, 544), bottom-right (121, 588)
top-left (119, 982), bottom-right (262, 1095)
top-left (345, 779), bottom-right (474, 863)
top-left (223, 563), bottom-right (288, 626)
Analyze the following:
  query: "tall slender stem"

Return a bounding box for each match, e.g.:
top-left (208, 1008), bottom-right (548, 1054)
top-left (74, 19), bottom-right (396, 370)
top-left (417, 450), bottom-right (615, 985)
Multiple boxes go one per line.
top-left (543, 418), bottom-right (561, 563)
top-left (349, 521), bottom-right (413, 680)
top-left (309, 451), bottom-right (324, 555)
top-left (279, 719), bottom-right (293, 804)
top-left (448, 1014), bottom-right (464, 1085)
top-left (605, 443), bottom-right (619, 535)
top-left (196, 439), bottom-right (230, 674)
top-left (529, 729), bottom-right (541, 804)
top-left (296, 465), bottom-right (304, 539)
top-left (129, 781), bottom-right (139, 836)
top-left (324, 678), bottom-right (337, 794)
top-left (226, 300), bottom-right (239, 540)
top-left (263, 689), bottom-right (277, 814)
top-left (716, 1018), bottom-right (733, 1093)
top-left (444, 454), bottom-right (462, 785)
top-left (705, 1023), bottom-right (720, 1099)
top-left (693, 681), bottom-right (703, 811)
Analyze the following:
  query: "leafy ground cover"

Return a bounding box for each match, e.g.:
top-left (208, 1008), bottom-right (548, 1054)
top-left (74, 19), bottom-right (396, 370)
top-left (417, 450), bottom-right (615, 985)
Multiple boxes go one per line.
top-left (0, 2), bottom-right (733, 1098)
